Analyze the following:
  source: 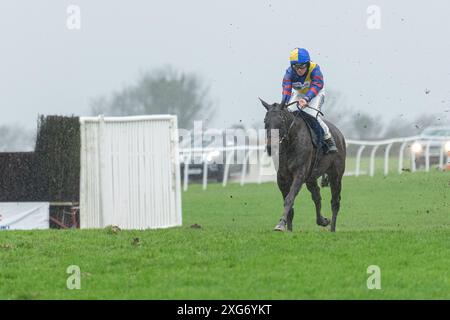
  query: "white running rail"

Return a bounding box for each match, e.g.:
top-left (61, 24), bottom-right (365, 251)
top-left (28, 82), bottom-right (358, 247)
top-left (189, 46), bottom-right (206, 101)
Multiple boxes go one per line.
top-left (180, 135), bottom-right (450, 190)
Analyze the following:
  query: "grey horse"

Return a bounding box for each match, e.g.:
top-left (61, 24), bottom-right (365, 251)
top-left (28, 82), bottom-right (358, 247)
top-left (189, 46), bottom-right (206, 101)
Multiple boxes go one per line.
top-left (260, 98), bottom-right (346, 232)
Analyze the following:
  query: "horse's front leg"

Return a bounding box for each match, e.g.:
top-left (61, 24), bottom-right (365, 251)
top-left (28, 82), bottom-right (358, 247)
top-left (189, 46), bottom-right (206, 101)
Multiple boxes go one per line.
top-left (274, 172), bottom-right (305, 231)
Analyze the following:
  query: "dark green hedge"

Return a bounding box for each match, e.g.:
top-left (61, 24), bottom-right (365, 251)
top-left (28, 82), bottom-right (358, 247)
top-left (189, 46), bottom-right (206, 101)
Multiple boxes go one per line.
top-left (0, 115), bottom-right (80, 202)
top-left (0, 152), bottom-right (39, 201)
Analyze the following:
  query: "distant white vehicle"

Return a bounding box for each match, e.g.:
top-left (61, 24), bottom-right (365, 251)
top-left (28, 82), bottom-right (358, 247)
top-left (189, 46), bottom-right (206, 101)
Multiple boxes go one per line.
top-left (179, 130), bottom-right (249, 182)
top-left (411, 126), bottom-right (450, 168)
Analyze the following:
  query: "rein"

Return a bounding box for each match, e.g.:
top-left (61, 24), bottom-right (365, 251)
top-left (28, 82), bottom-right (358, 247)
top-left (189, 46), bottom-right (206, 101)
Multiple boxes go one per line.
top-left (284, 100), bottom-right (324, 117)
top-left (278, 101), bottom-right (323, 177)
top-left (279, 100), bottom-right (323, 145)
top-left (279, 116), bottom-right (295, 145)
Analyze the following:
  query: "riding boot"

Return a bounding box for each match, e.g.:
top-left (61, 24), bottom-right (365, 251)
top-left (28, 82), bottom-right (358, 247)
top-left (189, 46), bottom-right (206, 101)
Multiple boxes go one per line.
top-left (324, 136), bottom-right (338, 154)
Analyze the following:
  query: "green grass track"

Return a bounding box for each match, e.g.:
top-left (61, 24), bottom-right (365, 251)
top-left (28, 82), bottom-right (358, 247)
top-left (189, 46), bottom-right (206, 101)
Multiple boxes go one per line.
top-left (1, 171), bottom-right (449, 299)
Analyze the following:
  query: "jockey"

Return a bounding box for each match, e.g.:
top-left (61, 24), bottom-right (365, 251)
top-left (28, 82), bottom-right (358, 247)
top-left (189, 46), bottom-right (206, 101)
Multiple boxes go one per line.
top-left (282, 47), bottom-right (337, 153)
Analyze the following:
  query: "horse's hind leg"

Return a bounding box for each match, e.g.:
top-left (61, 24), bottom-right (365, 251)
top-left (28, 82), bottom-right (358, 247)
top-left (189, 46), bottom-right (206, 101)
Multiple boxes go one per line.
top-left (306, 180), bottom-right (330, 227)
top-left (329, 173), bottom-right (343, 232)
top-left (320, 174), bottom-right (330, 188)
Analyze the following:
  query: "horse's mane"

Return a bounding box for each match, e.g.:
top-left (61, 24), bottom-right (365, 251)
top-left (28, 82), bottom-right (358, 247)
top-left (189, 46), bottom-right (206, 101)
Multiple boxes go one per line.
top-left (279, 108), bottom-right (307, 131)
top-left (265, 104), bottom-right (308, 135)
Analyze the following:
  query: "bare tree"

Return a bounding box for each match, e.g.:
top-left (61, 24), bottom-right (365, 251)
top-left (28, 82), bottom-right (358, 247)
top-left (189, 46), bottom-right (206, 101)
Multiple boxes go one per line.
top-left (382, 113), bottom-right (449, 138)
top-left (321, 89), bottom-right (384, 139)
top-left (90, 66), bottom-right (215, 129)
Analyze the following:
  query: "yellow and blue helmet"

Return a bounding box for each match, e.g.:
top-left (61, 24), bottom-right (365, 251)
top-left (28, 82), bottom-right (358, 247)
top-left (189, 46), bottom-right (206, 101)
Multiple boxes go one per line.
top-left (289, 48), bottom-right (310, 66)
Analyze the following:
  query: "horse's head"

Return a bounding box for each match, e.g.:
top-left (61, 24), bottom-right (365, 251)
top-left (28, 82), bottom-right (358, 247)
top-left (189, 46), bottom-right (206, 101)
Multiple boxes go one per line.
top-left (260, 98), bottom-right (289, 156)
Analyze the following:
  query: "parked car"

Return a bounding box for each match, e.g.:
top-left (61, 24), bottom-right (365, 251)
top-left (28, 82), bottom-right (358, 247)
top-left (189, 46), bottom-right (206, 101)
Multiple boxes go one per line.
top-left (411, 126), bottom-right (450, 168)
top-left (179, 130), bottom-right (250, 182)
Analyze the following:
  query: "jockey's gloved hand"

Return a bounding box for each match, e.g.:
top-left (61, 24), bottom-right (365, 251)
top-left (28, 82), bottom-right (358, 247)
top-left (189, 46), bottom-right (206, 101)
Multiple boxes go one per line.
top-left (298, 99), bottom-right (308, 109)
top-left (287, 99), bottom-right (308, 112)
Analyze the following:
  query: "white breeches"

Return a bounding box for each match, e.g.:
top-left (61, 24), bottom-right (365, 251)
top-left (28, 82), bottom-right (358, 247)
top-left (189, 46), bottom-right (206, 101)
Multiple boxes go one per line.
top-left (286, 89), bottom-right (331, 139)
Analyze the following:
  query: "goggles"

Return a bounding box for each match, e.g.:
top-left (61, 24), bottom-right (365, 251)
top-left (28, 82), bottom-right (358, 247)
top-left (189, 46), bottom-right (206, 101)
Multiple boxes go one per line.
top-left (293, 63), bottom-right (308, 70)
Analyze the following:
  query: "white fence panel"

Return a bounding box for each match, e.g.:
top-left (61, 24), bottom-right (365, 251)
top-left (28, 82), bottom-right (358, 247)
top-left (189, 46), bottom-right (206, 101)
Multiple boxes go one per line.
top-left (80, 115), bottom-right (182, 229)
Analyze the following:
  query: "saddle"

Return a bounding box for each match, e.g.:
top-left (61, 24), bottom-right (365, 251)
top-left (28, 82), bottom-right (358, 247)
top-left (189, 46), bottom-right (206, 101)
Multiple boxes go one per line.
top-left (293, 110), bottom-right (327, 153)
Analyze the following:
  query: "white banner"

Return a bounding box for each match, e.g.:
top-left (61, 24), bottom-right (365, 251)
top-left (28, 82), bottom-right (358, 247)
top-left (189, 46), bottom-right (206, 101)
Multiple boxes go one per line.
top-left (0, 202), bottom-right (49, 230)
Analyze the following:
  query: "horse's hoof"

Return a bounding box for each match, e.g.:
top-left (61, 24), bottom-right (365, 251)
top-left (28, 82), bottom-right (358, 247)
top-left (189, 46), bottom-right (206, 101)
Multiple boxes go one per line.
top-left (274, 218), bottom-right (287, 231)
top-left (317, 217), bottom-right (330, 227)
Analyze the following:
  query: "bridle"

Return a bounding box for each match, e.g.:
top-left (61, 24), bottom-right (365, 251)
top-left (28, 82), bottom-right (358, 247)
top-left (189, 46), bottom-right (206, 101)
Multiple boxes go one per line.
top-left (263, 98), bottom-right (325, 175)
top-left (277, 101), bottom-right (324, 145)
top-left (279, 116), bottom-right (295, 145)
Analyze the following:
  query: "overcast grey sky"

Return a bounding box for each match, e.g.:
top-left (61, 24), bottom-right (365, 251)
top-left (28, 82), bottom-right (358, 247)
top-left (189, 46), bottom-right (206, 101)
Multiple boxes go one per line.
top-left (1, 0), bottom-right (449, 131)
